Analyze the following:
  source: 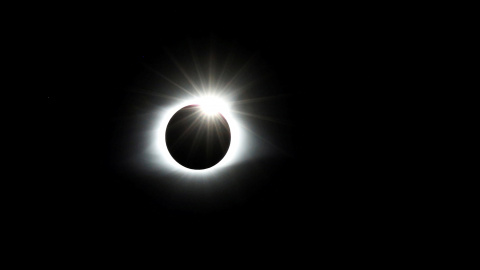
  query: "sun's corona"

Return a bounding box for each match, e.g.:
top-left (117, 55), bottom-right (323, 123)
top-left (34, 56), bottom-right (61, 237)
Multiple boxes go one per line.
top-left (152, 95), bottom-right (244, 177)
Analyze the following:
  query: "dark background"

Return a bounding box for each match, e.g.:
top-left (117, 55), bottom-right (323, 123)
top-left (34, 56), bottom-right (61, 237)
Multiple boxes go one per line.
top-left (39, 19), bottom-right (395, 243)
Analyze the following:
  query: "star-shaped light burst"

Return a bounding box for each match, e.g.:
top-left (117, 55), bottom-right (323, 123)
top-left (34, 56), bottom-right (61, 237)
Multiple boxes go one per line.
top-left (138, 44), bottom-right (287, 181)
top-left (198, 97), bottom-right (229, 116)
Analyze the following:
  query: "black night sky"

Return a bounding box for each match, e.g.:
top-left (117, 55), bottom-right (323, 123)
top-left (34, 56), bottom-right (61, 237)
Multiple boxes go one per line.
top-left (40, 20), bottom-right (392, 243)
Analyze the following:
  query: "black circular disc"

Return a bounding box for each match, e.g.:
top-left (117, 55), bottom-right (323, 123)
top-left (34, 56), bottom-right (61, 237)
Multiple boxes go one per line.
top-left (165, 105), bottom-right (231, 170)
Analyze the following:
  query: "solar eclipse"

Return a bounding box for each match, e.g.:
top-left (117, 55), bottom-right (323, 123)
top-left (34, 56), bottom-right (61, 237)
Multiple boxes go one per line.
top-left (152, 95), bottom-right (246, 177)
top-left (42, 20), bottom-right (373, 242)
top-left (165, 104), bottom-right (231, 170)
top-left (125, 38), bottom-right (286, 182)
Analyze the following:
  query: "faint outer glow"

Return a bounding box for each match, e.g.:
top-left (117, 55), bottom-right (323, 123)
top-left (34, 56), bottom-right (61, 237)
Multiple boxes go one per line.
top-left (152, 94), bottom-right (245, 178)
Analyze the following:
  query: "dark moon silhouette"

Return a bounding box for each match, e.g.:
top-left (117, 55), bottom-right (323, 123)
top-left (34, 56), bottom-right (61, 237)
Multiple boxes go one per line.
top-left (165, 105), bottom-right (231, 170)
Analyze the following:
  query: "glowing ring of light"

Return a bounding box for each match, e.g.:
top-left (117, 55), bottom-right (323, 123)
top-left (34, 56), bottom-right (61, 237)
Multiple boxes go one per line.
top-left (153, 95), bottom-right (244, 177)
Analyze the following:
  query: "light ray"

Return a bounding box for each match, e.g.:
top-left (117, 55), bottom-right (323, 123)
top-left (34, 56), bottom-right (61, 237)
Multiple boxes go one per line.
top-left (232, 94), bottom-right (291, 105)
top-left (189, 40), bottom-right (207, 93)
top-left (187, 119), bottom-right (205, 162)
top-left (215, 51), bottom-right (233, 90)
top-left (165, 49), bottom-right (203, 95)
top-left (141, 62), bottom-right (196, 97)
top-left (169, 112), bottom-right (204, 149)
top-left (221, 54), bottom-right (258, 93)
top-left (208, 41), bottom-right (215, 91)
top-left (131, 87), bottom-right (185, 101)
top-left (231, 110), bottom-right (290, 125)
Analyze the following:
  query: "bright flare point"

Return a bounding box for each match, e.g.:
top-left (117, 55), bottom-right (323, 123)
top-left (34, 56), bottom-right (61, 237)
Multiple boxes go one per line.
top-left (198, 97), bottom-right (229, 116)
